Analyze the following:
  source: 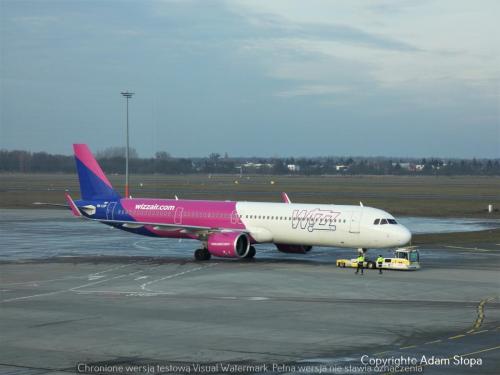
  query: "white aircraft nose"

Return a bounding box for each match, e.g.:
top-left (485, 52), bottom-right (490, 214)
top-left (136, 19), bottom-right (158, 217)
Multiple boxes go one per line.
top-left (398, 225), bottom-right (412, 245)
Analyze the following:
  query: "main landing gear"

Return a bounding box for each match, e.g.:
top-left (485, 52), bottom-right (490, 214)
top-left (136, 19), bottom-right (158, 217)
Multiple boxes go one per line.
top-left (194, 248), bottom-right (211, 261)
top-left (193, 246), bottom-right (256, 261)
top-left (244, 246), bottom-right (256, 260)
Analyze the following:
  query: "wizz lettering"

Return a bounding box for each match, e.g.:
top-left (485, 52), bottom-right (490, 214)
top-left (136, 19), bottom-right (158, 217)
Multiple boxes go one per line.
top-left (292, 209), bottom-right (340, 232)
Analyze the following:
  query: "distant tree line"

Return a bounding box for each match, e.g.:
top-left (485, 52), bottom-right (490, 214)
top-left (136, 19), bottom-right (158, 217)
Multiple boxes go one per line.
top-left (0, 148), bottom-right (499, 176)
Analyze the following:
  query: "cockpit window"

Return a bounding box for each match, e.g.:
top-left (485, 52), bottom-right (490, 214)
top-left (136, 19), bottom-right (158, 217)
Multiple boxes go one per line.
top-left (373, 218), bottom-right (397, 225)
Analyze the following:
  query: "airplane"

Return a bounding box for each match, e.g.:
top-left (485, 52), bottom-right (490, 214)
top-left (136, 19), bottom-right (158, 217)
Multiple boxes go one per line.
top-left (58, 144), bottom-right (411, 261)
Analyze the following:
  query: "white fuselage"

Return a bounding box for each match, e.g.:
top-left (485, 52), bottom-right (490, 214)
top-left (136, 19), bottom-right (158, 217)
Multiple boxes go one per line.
top-left (235, 202), bottom-right (411, 249)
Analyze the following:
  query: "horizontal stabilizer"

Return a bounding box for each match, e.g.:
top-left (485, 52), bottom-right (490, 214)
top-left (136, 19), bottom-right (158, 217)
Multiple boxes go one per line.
top-left (33, 202), bottom-right (69, 209)
top-left (65, 193), bottom-right (82, 217)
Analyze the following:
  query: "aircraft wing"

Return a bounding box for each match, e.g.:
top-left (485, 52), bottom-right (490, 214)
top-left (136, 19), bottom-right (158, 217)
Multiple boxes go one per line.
top-left (93, 217), bottom-right (211, 231)
top-left (85, 217), bottom-right (249, 238)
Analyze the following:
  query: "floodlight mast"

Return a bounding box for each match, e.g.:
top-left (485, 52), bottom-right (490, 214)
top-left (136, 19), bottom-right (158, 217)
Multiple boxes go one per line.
top-left (121, 91), bottom-right (134, 198)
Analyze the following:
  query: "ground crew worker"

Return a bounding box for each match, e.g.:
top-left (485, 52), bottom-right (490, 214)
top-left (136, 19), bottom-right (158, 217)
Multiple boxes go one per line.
top-left (376, 255), bottom-right (384, 274)
top-left (355, 253), bottom-right (365, 275)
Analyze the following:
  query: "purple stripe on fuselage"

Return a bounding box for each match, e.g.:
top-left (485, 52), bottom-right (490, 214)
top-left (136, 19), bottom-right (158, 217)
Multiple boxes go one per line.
top-left (120, 199), bottom-right (247, 236)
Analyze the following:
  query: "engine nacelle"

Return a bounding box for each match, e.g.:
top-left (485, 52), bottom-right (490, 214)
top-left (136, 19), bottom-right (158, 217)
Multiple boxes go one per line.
top-left (276, 244), bottom-right (312, 254)
top-left (207, 232), bottom-right (250, 258)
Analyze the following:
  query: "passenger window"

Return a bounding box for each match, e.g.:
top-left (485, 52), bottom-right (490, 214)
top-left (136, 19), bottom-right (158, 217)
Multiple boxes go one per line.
top-left (374, 219), bottom-right (380, 225)
top-left (380, 219), bottom-right (388, 225)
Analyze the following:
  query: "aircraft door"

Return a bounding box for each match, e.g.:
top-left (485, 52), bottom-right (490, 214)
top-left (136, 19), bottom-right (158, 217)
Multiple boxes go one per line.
top-left (349, 209), bottom-right (362, 233)
top-left (106, 202), bottom-right (117, 220)
top-left (231, 210), bottom-right (240, 224)
top-left (174, 207), bottom-right (184, 225)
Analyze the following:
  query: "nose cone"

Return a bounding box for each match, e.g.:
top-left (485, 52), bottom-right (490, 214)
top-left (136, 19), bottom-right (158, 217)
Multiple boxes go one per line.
top-left (398, 225), bottom-right (412, 246)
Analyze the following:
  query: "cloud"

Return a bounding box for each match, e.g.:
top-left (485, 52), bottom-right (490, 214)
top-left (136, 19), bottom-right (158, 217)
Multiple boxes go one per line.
top-left (112, 29), bottom-right (145, 37)
top-left (230, 6), bottom-right (419, 52)
top-left (275, 84), bottom-right (352, 98)
top-left (228, 0), bottom-right (499, 108)
top-left (13, 15), bottom-right (59, 26)
top-left (1, 0), bottom-right (498, 157)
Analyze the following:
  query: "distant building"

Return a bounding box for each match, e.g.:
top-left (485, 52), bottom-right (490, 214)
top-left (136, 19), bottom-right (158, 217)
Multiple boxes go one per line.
top-left (392, 162), bottom-right (414, 171)
top-left (335, 165), bottom-right (348, 172)
top-left (287, 164), bottom-right (300, 172)
top-left (241, 162), bottom-right (273, 169)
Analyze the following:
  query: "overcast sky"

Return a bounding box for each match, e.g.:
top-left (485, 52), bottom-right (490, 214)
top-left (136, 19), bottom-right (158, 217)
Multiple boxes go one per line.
top-left (1, 0), bottom-right (499, 158)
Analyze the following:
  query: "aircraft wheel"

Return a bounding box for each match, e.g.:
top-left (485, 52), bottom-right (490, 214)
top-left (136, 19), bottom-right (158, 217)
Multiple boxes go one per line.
top-left (244, 246), bottom-right (256, 259)
top-left (194, 248), bottom-right (211, 261)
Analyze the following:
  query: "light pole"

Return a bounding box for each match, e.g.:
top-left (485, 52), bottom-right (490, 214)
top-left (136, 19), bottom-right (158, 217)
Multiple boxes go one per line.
top-left (121, 91), bottom-right (134, 198)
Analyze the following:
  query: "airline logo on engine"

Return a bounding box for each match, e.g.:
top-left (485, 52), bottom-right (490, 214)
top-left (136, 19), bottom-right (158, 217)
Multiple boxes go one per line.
top-left (292, 209), bottom-right (340, 232)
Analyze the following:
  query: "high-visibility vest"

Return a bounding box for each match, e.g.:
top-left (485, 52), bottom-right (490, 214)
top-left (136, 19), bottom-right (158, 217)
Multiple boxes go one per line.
top-left (377, 257), bottom-right (384, 263)
top-left (357, 256), bottom-right (364, 263)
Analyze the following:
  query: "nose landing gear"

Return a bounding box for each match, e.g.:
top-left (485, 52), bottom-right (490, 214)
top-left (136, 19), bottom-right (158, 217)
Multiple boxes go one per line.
top-left (357, 248), bottom-right (368, 255)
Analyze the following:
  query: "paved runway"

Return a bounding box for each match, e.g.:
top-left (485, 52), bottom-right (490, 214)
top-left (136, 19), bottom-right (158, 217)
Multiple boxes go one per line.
top-left (0, 210), bottom-right (499, 374)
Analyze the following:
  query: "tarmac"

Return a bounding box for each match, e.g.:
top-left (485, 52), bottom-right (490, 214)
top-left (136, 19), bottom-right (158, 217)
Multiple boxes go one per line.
top-left (1, 210), bottom-right (499, 374)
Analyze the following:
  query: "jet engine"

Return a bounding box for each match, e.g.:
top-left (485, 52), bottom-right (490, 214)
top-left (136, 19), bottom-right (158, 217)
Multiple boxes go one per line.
top-left (207, 232), bottom-right (251, 258)
top-left (275, 244), bottom-right (312, 254)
